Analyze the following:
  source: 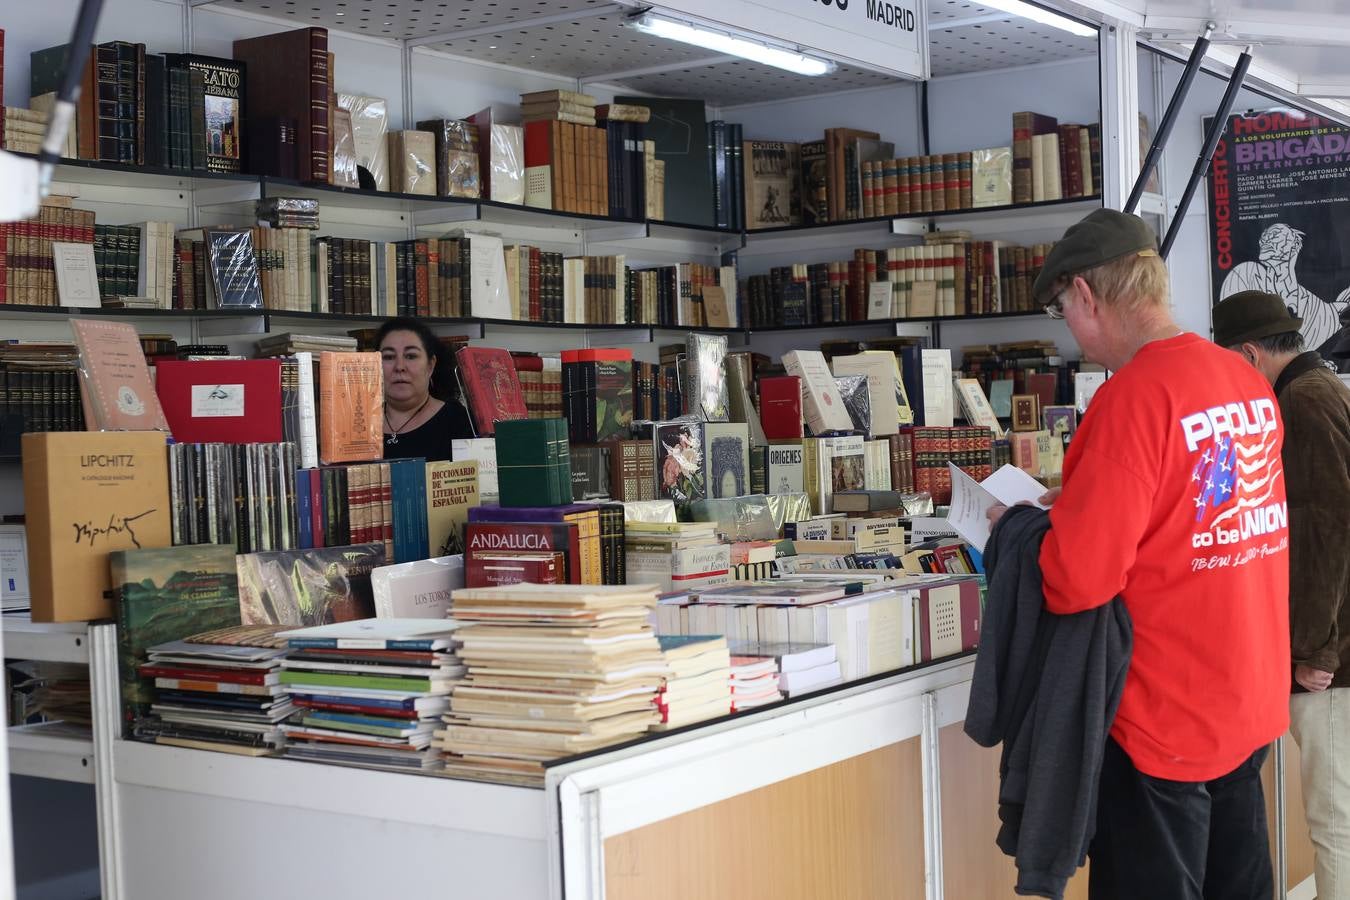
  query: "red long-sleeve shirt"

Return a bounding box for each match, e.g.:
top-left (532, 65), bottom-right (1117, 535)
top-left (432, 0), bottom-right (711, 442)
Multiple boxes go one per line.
top-left (1039, 333), bottom-right (1290, 782)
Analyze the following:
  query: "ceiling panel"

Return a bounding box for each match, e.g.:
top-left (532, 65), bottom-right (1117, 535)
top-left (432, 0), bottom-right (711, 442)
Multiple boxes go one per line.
top-left (215, 0), bottom-right (613, 40)
top-left (421, 10), bottom-right (721, 74)
top-left (930, 16), bottom-right (1098, 76)
top-left (613, 61), bottom-right (903, 107)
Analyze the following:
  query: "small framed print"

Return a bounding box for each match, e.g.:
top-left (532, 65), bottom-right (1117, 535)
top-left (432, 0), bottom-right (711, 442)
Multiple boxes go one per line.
top-left (1043, 405), bottom-right (1078, 441)
top-left (1012, 394), bottom-right (1041, 432)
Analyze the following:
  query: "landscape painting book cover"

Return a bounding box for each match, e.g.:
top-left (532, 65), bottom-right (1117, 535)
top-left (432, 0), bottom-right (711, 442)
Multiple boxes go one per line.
top-left (110, 544), bottom-right (241, 733)
top-left (236, 544), bottom-right (385, 628)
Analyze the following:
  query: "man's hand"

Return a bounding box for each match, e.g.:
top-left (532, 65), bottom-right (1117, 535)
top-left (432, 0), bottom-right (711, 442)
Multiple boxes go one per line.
top-left (1039, 487), bottom-right (1062, 506)
top-left (1295, 664), bottom-right (1334, 693)
top-left (987, 504), bottom-right (1009, 527)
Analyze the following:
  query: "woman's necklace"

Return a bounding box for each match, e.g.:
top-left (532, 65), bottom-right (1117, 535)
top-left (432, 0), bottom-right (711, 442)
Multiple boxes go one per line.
top-left (384, 396), bottom-right (431, 445)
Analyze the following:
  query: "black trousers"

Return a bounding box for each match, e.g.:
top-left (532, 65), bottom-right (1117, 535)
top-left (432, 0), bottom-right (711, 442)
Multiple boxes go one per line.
top-left (1089, 738), bottom-right (1274, 900)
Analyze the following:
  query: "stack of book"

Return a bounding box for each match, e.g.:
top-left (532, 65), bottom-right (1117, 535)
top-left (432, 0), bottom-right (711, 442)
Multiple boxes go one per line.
top-left (436, 583), bottom-right (667, 786)
top-left (727, 653), bottom-right (783, 712)
top-left (135, 631), bottom-right (291, 756)
top-left (277, 620), bottom-right (464, 773)
top-left (653, 635), bottom-right (732, 730)
top-left (624, 521), bottom-right (731, 593)
top-left (255, 332), bottom-right (358, 357)
top-left (2, 106), bottom-right (46, 155)
top-left (733, 642), bottom-right (842, 698)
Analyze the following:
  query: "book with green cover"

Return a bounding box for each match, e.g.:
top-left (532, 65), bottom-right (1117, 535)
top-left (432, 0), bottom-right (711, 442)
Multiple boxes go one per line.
top-left (111, 544), bottom-right (242, 735)
top-left (279, 669), bottom-right (437, 693)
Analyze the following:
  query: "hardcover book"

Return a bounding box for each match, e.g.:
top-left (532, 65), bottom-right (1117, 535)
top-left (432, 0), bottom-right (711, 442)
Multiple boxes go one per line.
top-left (800, 140), bottom-right (829, 226)
top-left (767, 443), bottom-right (805, 496)
top-left (616, 96), bottom-right (712, 228)
top-left (685, 333), bottom-right (730, 422)
top-left (455, 347), bottom-right (528, 436)
top-left (820, 435), bottom-right (866, 498)
top-left (71, 320), bottom-right (171, 432)
top-left (703, 422), bottom-right (750, 499)
top-left (744, 141), bottom-right (801, 229)
top-left (831, 353), bottom-right (901, 437)
top-left (233, 27), bottom-right (330, 183)
top-left (236, 543), bottom-right (385, 626)
top-left (654, 420), bottom-right (706, 505)
top-left (425, 460), bottom-right (479, 556)
top-left (161, 54), bottom-right (244, 174)
top-left (955, 378), bottom-right (1001, 433)
top-left (111, 543), bottom-right (241, 732)
top-left (452, 438), bottom-right (499, 504)
top-left (609, 440), bottom-right (657, 502)
top-left (22, 431), bottom-right (173, 622)
top-left (154, 359), bottom-right (283, 445)
top-left (463, 521), bottom-right (581, 585)
top-left (562, 349), bottom-right (633, 444)
top-left (318, 352), bottom-right (383, 464)
top-left (1011, 394), bottom-right (1041, 432)
top-left (371, 556), bottom-right (464, 618)
top-left (782, 350), bottom-right (854, 435)
top-left (759, 375), bottom-right (804, 440)
top-left (207, 230), bottom-right (263, 308)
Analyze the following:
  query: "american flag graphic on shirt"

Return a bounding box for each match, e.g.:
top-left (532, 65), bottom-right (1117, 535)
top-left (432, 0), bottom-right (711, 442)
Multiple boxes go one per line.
top-left (1192, 426), bottom-right (1283, 527)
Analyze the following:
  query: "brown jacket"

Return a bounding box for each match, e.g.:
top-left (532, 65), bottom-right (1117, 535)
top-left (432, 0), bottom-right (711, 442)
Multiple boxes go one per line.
top-left (1275, 352), bottom-right (1350, 690)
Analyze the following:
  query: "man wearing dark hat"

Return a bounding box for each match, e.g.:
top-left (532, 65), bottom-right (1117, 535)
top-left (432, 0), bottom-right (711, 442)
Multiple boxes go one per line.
top-left (1214, 289), bottom-right (1350, 900)
top-left (987, 209), bottom-right (1291, 899)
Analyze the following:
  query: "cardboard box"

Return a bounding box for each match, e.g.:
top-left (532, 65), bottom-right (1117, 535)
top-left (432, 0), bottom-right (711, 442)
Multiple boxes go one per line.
top-left (22, 431), bottom-right (172, 622)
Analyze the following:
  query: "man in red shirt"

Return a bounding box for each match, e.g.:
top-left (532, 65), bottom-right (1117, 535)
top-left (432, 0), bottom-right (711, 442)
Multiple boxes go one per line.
top-left (993, 209), bottom-right (1291, 899)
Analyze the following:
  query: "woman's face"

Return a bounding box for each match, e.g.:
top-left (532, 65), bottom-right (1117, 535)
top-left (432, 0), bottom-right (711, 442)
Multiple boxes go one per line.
top-left (379, 330), bottom-right (432, 405)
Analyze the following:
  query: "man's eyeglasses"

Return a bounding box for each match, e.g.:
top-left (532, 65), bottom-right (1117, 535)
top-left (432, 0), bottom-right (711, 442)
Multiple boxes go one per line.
top-left (1044, 288), bottom-right (1067, 319)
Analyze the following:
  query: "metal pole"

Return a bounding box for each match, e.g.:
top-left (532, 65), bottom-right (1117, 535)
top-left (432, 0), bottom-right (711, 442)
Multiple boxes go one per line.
top-left (1159, 45), bottom-right (1253, 260)
top-left (1125, 23), bottom-right (1214, 214)
top-left (37, 0), bottom-right (105, 199)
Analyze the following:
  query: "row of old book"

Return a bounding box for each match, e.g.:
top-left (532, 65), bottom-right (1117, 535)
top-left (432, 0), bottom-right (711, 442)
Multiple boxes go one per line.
top-left (741, 237), bottom-right (1055, 329)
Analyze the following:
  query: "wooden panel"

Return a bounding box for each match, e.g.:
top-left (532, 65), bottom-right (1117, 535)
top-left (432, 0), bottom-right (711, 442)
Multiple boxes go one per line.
top-left (604, 739), bottom-right (926, 900)
top-left (1263, 734), bottom-right (1317, 890)
top-left (939, 723), bottom-right (1089, 900)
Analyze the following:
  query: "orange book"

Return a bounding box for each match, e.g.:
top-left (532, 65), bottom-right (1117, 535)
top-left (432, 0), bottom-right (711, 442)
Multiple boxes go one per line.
top-left (318, 351), bottom-right (383, 464)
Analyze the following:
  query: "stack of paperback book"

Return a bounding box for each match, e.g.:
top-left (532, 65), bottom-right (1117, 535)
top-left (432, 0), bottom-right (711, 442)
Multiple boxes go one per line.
top-left (728, 654), bottom-right (784, 712)
top-left (653, 635), bottom-right (732, 730)
top-left (624, 521), bottom-right (731, 593)
top-left (135, 626), bottom-right (292, 756)
top-left (436, 583), bottom-right (667, 786)
top-left (276, 620), bottom-right (464, 772)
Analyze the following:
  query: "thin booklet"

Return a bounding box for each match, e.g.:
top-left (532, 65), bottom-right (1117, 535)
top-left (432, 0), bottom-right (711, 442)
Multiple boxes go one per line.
top-left (946, 463), bottom-right (1049, 552)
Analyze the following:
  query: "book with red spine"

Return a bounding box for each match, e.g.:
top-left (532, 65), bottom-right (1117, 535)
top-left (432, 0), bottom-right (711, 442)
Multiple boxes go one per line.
top-left (464, 551), bottom-right (564, 588)
top-left (454, 346), bottom-right (528, 435)
top-left (138, 665), bottom-right (277, 685)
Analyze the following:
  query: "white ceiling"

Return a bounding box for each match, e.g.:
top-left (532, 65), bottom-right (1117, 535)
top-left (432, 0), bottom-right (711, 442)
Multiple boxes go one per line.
top-left (203, 0), bottom-right (1103, 105)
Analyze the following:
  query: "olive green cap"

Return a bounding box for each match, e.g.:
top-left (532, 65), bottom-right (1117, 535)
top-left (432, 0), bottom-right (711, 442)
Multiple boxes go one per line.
top-left (1212, 290), bottom-right (1302, 347)
top-left (1031, 208), bottom-right (1160, 304)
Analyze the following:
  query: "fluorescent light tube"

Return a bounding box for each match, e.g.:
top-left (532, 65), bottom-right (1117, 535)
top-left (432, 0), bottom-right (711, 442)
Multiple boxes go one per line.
top-left (975, 0), bottom-right (1097, 38)
top-left (631, 13), bottom-right (838, 76)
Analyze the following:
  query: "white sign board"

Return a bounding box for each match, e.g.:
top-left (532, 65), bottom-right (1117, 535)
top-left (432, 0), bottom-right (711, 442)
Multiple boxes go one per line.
top-left (650, 0), bottom-right (929, 81)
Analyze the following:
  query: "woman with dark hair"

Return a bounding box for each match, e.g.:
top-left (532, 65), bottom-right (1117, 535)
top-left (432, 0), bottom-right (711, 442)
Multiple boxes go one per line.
top-left (376, 318), bottom-right (475, 461)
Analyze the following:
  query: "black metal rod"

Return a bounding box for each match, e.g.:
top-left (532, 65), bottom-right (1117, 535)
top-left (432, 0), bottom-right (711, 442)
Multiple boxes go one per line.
top-left (1160, 46), bottom-right (1253, 260)
top-left (37, 0), bottom-right (105, 195)
top-left (1124, 25), bottom-right (1213, 214)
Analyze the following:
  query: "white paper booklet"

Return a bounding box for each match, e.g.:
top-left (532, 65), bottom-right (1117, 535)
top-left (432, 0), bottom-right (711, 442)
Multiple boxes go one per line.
top-left (371, 555), bottom-right (465, 618)
top-left (946, 463), bottom-right (1048, 552)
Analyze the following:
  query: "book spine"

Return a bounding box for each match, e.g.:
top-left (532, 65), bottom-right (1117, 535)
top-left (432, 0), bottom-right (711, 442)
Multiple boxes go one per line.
top-left (309, 28), bottom-right (331, 184)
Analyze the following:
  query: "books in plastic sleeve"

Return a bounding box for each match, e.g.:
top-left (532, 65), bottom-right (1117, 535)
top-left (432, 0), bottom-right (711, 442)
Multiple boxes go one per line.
top-left (236, 543), bottom-right (385, 627)
top-left (685, 333), bottom-right (729, 422)
top-left (206, 230), bottom-right (263, 308)
top-left (110, 543), bottom-right (241, 733)
top-left (654, 419), bottom-right (706, 505)
top-left (702, 423), bottom-right (750, 499)
top-left (371, 556), bottom-right (463, 619)
top-left (317, 351), bottom-right (382, 464)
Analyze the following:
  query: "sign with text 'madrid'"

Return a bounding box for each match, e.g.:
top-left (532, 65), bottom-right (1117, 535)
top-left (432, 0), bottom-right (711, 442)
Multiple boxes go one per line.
top-left (652, 0), bottom-right (929, 81)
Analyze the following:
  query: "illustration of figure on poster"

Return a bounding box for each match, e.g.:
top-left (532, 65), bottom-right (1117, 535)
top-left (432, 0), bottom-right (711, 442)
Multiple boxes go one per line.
top-left (1206, 109), bottom-right (1350, 362)
top-left (1220, 222), bottom-right (1350, 353)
